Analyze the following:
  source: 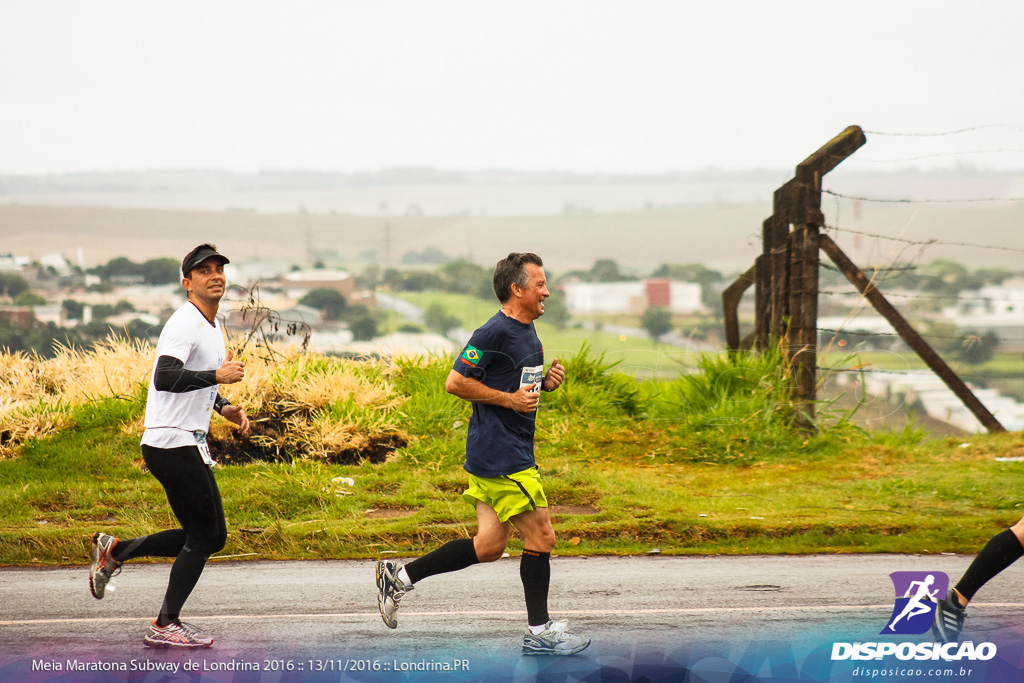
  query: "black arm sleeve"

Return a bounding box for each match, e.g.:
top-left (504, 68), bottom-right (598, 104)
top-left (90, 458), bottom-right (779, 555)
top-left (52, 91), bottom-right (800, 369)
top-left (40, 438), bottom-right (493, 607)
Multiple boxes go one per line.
top-left (153, 355), bottom-right (219, 393)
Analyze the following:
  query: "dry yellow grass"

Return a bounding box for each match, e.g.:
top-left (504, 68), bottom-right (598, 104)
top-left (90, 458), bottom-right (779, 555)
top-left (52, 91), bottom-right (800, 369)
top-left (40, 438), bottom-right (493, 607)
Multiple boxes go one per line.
top-left (0, 339), bottom-right (152, 456)
top-left (0, 340), bottom-right (408, 463)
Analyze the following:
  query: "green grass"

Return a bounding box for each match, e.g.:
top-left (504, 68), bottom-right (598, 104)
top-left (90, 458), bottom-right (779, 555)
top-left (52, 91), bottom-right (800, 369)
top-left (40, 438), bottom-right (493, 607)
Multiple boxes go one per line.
top-left (2, 346), bottom-right (1023, 566)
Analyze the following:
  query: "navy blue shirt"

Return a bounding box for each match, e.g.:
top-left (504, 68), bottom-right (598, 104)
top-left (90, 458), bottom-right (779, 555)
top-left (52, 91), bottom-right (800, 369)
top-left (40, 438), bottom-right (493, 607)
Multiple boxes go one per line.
top-left (453, 311), bottom-right (545, 477)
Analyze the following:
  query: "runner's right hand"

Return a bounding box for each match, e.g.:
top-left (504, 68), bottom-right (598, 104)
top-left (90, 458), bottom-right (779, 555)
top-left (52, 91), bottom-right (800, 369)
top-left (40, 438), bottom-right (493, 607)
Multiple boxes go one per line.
top-left (216, 349), bottom-right (245, 384)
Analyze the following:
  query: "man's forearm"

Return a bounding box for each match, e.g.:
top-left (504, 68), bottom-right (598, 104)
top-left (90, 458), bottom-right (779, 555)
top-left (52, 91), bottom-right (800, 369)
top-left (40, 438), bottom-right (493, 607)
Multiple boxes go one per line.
top-left (446, 372), bottom-right (511, 408)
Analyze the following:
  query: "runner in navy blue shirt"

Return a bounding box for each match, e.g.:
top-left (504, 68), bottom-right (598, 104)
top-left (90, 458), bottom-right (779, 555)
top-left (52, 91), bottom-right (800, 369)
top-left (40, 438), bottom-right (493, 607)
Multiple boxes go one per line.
top-left (455, 309), bottom-right (544, 478)
top-left (375, 252), bottom-right (590, 655)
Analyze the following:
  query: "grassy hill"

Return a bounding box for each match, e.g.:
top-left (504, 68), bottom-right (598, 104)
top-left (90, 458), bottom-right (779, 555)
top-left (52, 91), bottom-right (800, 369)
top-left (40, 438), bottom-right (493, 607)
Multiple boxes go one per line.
top-left (1, 340), bottom-right (1022, 566)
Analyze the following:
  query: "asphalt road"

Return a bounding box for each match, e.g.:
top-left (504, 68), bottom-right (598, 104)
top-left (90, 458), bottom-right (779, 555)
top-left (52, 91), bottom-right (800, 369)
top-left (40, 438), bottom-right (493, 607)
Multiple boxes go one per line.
top-left (3, 554), bottom-right (1024, 680)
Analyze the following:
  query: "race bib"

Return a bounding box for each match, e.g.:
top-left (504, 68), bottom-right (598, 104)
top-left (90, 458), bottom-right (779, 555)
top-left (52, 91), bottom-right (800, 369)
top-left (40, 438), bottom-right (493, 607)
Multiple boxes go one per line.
top-left (193, 430), bottom-right (216, 467)
top-left (520, 365), bottom-right (543, 394)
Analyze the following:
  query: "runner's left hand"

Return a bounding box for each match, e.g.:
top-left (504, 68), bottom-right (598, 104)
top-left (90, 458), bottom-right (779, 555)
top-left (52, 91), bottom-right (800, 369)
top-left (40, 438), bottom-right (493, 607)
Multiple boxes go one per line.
top-left (542, 358), bottom-right (565, 391)
top-left (222, 405), bottom-right (251, 436)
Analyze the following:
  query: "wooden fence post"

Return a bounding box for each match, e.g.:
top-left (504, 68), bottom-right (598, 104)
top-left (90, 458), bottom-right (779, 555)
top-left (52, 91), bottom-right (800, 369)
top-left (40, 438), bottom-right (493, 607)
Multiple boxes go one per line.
top-left (768, 183), bottom-right (795, 345)
top-left (786, 126), bottom-right (866, 428)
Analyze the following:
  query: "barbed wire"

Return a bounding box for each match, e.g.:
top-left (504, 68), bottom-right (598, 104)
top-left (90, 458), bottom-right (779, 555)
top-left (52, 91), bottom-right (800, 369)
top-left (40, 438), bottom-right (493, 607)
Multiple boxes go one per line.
top-left (816, 328), bottom-right (1024, 347)
top-left (816, 366), bottom-right (1024, 381)
top-left (852, 149), bottom-right (1024, 164)
top-left (824, 224), bottom-right (1024, 256)
top-left (815, 260), bottom-right (921, 274)
top-left (819, 260), bottom-right (920, 286)
top-left (863, 125), bottom-right (1024, 137)
top-left (818, 289), bottom-right (1024, 304)
top-left (816, 326), bottom-right (1011, 341)
top-left (819, 187), bottom-right (1024, 204)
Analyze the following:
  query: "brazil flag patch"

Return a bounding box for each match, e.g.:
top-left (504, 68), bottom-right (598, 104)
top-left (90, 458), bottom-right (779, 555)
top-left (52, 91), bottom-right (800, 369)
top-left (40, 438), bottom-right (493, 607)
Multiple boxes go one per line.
top-left (460, 344), bottom-right (482, 367)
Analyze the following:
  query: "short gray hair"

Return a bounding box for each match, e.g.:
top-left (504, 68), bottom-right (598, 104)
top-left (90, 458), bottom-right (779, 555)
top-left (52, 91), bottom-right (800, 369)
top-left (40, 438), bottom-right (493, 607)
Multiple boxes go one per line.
top-left (492, 252), bottom-right (543, 303)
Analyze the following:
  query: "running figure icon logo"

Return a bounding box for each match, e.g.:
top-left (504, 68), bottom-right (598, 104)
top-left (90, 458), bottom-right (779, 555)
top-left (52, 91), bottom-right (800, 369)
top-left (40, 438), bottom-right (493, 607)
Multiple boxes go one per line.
top-left (882, 571), bottom-right (949, 635)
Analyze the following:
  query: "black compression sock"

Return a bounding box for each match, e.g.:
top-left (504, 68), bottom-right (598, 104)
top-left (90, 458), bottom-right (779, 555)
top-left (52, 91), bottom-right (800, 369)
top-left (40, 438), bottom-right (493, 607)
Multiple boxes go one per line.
top-left (955, 528), bottom-right (1024, 602)
top-left (520, 549), bottom-right (551, 627)
top-left (405, 538), bottom-right (479, 584)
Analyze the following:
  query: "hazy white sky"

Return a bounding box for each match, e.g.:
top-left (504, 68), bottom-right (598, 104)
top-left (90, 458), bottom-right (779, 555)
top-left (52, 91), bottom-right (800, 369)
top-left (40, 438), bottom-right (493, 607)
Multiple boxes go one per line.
top-left (2, 1), bottom-right (1023, 175)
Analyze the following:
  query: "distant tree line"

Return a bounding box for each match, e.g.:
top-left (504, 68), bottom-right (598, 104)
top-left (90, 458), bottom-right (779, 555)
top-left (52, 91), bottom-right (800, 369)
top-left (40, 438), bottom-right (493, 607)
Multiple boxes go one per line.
top-left (88, 256), bottom-right (180, 286)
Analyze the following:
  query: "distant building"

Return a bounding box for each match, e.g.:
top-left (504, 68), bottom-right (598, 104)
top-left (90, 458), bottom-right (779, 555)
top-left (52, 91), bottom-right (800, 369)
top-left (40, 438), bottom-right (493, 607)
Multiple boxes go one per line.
top-left (32, 304), bottom-right (64, 326)
top-left (224, 303), bottom-right (324, 342)
top-left (40, 252), bottom-right (73, 276)
top-left (226, 261), bottom-right (291, 289)
top-left (0, 306), bottom-right (35, 332)
top-left (563, 280), bottom-right (702, 315)
top-left (282, 270), bottom-right (356, 301)
top-left (836, 369), bottom-right (1024, 434)
top-left (276, 304), bottom-right (326, 327)
top-left (943, 281), bottom-right (1024, 347)
top-left (0, 254), bottom-right (29, 272)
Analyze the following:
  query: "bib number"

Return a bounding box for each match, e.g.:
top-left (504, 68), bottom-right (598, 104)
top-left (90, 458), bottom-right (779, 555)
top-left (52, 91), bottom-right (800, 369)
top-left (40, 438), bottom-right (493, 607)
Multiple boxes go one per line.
top-left (193, 430), bottom-right (216, 467)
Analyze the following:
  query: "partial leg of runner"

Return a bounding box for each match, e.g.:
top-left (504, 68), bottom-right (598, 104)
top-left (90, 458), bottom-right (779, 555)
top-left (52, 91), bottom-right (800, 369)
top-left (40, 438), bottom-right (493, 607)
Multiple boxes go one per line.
top-left (509, 506), bottom-right (590, 655)
top-left (954, 528), bottom-right (1024, 605)
top-left (933, 525), bottom-right (1024, 643)
top-left (376, 502), bottom-right (500, 629)
top-left (143, 445), bottom-right (227, 628)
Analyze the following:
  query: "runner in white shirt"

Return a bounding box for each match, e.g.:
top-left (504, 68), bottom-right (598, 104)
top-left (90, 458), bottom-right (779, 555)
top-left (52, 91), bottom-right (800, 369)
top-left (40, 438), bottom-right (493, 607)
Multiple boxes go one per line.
top-left (88, 244), bottom-right (250, 649)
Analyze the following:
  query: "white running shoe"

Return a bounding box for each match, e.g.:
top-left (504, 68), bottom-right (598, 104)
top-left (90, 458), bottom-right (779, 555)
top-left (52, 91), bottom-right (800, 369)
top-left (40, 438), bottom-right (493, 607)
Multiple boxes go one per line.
top-left (143, 620), bottom-right (214, 648)
top-left (376, 559), bottom-right (413, 629)
top-left (522, 620), bottom-right (591, 655)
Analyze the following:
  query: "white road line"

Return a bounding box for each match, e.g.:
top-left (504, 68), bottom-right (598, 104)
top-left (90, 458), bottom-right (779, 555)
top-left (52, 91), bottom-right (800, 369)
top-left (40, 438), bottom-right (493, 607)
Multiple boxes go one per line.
top-left (4, 604), bottom-right (1023, 627)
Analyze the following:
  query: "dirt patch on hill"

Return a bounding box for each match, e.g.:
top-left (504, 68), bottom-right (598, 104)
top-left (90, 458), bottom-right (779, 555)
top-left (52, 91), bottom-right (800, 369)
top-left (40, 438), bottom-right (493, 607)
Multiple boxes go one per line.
top-left (364, 508), bottom-right (417, 519)
top-left (550, 505), bottom-right (601, 516)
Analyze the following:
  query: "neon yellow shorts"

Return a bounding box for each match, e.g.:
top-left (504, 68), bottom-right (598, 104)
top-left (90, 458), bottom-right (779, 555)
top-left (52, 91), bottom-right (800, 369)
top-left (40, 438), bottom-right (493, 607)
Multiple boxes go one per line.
top-left (463, 467), bottom-right (548, 523)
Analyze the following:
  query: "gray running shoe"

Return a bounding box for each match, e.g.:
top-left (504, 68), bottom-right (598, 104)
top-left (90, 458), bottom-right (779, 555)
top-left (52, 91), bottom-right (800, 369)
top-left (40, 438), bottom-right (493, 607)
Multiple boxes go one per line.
top-left (89, 532), bottom-right (122, 599)
top-left (376, 559), bottom-right (413, 629)
top-left (144, 620), bottom-right (214, 648)
top-left (931, 588), bottom-right (966, 643)
top-left (522, 620), bottom-right (591, 655)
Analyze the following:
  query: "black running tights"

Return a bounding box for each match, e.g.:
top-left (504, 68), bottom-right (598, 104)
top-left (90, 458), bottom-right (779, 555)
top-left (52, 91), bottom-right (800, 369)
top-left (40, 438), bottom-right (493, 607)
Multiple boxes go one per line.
top-left (113, 445), bottom-right (227, 625)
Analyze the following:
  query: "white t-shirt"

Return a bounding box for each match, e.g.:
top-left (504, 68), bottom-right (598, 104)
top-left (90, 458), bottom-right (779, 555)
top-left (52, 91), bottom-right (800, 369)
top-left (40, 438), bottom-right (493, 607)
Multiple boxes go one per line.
top-left (141, 302), bottom-right (226, 449)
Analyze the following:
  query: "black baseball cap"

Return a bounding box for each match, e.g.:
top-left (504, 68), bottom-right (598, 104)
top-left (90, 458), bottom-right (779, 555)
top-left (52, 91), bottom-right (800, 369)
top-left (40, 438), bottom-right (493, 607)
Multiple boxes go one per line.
top-left (181, 244), bottom-right (230, 278)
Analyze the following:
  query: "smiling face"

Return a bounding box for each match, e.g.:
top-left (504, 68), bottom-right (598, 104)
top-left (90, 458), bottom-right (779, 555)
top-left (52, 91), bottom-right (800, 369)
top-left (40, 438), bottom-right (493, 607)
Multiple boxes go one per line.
top-left (514, 263), bottom-right (549, 321)
top-left (183, 257), bottom-right (226, 305)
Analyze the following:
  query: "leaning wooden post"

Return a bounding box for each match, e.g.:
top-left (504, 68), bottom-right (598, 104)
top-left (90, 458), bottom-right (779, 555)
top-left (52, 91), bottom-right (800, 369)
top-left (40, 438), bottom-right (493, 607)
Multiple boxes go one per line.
top-left (723, 264), bottom-right (756, 351)
top-left (820, 234), bottom-right (1006, 434)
